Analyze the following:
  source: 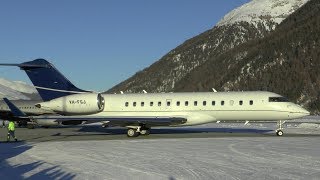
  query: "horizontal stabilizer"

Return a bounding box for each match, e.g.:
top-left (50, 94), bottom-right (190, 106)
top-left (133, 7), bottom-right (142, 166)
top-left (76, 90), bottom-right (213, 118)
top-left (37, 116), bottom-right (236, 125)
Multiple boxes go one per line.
top-left (0, 62), bottom-right (49, 69)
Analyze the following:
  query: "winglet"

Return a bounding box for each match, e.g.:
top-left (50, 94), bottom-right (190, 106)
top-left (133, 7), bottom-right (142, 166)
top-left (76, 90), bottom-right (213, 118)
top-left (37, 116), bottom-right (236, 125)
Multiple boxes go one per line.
top-left (3, 98), bottom-right (27, 117)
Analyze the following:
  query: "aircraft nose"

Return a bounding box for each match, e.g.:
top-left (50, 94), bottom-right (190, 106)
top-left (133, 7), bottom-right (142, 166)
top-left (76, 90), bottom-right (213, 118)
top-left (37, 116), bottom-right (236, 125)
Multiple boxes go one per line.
top-left (289, 105), bottom-right (310, 118)
top-left (301, 108), bottom-right (310, 115)
top-left (296, 106), bottom-right (310, 115)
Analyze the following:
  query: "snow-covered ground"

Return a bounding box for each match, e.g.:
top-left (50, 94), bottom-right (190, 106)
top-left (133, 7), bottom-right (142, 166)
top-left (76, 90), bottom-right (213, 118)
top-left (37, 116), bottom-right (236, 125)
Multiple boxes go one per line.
top-left (1, 137), bottom-right (320, 179)
top-left (1, 120), bottom-right (320, 179)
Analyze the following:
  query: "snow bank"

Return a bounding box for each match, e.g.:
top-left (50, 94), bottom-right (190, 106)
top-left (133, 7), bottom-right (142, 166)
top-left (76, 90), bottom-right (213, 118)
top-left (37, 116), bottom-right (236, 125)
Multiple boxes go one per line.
top-left (297, 123), bottom-right (320, 129)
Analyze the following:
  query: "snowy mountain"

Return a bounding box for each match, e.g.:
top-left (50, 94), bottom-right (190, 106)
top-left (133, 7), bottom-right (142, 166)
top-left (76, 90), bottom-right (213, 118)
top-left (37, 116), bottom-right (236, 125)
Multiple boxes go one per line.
top-left (0, 78), bottom-right (38, 100)
top-left (108, 0), bottom-right (309, 94)
top-left (218, 0), bottom-right (309, 30)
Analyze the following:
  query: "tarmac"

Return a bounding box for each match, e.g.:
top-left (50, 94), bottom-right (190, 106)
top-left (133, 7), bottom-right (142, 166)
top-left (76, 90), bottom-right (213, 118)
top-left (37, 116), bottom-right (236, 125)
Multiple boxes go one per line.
top-left (1, 121), bottom-right (320, 179)
top-left (1, 122), bottom-right (320, 143)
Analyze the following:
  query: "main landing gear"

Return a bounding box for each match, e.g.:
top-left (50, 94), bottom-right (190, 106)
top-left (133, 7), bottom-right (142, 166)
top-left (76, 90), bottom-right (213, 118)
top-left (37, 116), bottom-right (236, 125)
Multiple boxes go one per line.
top-left (276, 120), bottom-right (286, 136)
top-left (126, 126), bottom-right (151, 137)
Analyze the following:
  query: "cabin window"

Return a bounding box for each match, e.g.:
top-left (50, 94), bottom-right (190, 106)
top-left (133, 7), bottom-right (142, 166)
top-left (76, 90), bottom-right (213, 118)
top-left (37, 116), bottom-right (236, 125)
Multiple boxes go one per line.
top-left (269, 97), bottom-right (289, 102)
top-left (250, 100), bottom-right (253, 105)
top-left (125, 102), bottom-right (129, 107)
top-left (212, 101), bottom-right (215, 106)
top-left (185, 101), bottom-right (189, 106)
top-left (141, 102), bottom-right (144, 107)
top-left (158, 101), bottom-right (161, 106)
top-left (176, 101), bottom-right (180, 106)
top-left (230, 100), bottom-right (234, 106)
top-left (194, 101), bottom-right (198, 106)
top-left (133, 102), bottom-right (136, 107)
top-left (203, 101), bottom-right (207, 106)
top-left (150, 102), bottom-right (154, 106)
top-left (239, 100), bottom-right (243, 105)
top-left (167, 101), bottom-right (171, 106)
top-left (221, 101), bottom-right (225, 106)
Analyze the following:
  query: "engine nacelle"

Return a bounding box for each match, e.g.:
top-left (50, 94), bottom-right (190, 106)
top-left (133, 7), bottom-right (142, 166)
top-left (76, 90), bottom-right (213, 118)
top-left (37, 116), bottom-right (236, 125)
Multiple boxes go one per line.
top-left (36, 93), bottom-right (105, 115)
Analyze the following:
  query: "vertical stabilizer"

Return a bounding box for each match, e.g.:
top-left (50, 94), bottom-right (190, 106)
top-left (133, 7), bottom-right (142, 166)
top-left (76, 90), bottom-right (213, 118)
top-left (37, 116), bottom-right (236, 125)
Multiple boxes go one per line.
top-left (18, 59), bottom-right (88, 101)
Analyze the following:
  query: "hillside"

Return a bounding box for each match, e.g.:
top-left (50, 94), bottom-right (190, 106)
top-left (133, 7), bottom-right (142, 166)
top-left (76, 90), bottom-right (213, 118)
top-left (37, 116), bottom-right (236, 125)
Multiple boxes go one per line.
top-left (174, 0), bottom-right (320, 113)
top-left (0, 78), bottom-right (40, 100)
top-left (108, 0), bottom-right (309, 94)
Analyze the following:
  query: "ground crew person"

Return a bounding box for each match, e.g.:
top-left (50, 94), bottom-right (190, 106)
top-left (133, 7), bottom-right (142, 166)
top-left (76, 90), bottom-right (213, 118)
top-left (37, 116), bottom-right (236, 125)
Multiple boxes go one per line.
top-left (7, 121), bottom-right (17, 142)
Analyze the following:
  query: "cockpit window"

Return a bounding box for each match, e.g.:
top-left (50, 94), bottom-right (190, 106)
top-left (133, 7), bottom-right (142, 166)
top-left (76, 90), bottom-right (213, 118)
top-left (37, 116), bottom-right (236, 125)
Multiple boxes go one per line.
top-left (269, 97), bottom-right (289, 102)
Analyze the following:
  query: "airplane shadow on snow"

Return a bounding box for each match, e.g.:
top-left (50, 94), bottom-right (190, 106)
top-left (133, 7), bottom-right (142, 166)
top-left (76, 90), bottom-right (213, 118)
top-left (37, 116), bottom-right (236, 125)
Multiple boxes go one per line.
top-left (75, 125), bottom-right (320, 137)
top-left (0, 142), bottom-right (76, 179)
top-left (76, 125), bottom-right (274, 136)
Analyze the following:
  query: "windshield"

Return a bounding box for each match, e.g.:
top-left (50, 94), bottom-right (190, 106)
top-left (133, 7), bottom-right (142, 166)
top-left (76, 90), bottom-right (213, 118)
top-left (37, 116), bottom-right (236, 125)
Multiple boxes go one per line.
top-left (269, 97), bottom-right (289, 102)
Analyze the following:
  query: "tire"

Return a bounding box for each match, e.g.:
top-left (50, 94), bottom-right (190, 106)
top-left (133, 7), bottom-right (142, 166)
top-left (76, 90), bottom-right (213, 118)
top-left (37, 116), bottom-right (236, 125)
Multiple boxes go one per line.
top-left (276, 130), bottom-right (283, 136)
top-left (127, 128), bottom-right (139, 137)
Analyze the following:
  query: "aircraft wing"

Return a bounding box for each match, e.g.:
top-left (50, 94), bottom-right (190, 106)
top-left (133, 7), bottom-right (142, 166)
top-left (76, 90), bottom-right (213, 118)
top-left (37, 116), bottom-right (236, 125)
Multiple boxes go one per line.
top-left (23, 115), bottom-right (187, 127)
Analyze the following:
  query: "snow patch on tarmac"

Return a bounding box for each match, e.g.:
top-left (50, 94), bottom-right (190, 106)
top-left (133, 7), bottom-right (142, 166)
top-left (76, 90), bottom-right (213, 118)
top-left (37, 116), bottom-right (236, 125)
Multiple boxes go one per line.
top-left (1, 137), bottom-right (320, 179)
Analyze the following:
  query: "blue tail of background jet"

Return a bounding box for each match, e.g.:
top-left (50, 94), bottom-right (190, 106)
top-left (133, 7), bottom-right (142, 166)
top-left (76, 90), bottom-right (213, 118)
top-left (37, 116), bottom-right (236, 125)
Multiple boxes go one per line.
top-left (0, 59), bottom-right (88, 101)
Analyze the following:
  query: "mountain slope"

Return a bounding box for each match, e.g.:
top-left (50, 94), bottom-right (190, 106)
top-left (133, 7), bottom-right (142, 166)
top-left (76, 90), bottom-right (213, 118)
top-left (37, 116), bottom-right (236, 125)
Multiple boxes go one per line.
top-left (218, 0), bottom-right (308, 29)
top-left (108, 0), bottom-right (309, 94)
top-left (0, 78), bottom-right (39, 100)
top-left (174, 0), bottom-right (320, 113)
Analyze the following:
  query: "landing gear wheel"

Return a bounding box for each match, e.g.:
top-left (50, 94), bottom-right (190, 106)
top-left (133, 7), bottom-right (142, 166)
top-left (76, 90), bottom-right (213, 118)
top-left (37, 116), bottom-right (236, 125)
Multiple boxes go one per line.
top-left (140, 129), bottom-right (150, 136)
top-left (127, 128), bottom-right (140, 137)
top-left (276, 130), bottom-right (283, 136)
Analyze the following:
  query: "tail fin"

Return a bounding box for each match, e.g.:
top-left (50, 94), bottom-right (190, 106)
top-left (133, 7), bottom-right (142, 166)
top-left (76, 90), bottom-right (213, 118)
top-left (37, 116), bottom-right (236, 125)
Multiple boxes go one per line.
top-left (1, 59), bottom-right (88, 101)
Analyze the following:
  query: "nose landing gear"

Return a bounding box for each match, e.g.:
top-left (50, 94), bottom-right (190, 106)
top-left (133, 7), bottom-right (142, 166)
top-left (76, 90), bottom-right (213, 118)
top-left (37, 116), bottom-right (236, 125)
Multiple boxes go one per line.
top-left (276, 120), bottom-right (286, 136)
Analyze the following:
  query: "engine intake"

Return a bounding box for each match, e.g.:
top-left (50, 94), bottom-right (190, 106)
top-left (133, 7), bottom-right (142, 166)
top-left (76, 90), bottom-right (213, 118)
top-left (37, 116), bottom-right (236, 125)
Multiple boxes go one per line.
top-left (36, 93), bottom-right (105, 115)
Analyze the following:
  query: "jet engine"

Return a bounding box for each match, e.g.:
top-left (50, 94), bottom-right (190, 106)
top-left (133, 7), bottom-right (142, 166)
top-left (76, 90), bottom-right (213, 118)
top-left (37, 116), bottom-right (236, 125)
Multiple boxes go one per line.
top-left (35, 93), bottom-right (105, 115)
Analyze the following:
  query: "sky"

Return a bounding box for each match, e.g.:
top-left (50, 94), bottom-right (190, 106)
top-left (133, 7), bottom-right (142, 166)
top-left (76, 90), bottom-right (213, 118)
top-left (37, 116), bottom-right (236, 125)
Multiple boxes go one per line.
top-left (0, 0), bottom-right (250, 92)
